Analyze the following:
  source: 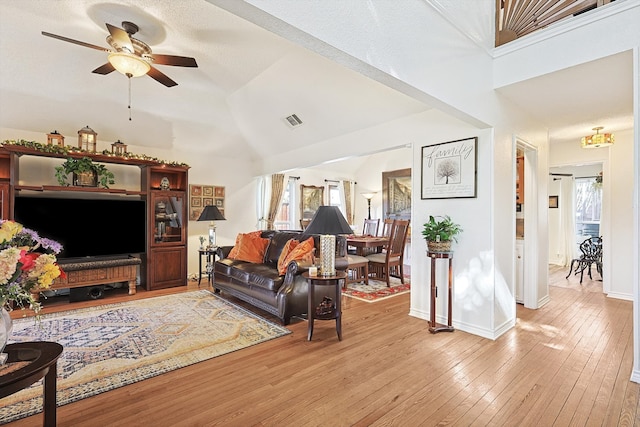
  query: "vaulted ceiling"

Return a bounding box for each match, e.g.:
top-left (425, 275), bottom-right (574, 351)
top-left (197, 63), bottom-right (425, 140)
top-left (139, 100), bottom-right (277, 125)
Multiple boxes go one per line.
top-left (0, 0), bottom-right (634, 170)
top-left (0, 0), bottom-right (428, 165)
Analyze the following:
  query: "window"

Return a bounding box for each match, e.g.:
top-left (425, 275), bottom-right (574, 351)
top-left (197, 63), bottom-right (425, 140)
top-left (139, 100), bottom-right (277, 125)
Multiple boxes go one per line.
top-left (575, 177), bottom-right (602, 237)
top-left (328, 184), bottom-right (342, 210)
top-left (273, 178), bottom-right (296, 230)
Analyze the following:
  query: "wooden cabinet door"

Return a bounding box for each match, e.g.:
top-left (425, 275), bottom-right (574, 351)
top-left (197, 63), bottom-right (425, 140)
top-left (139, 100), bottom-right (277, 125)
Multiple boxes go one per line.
top-left (148, 247), bottom-right (186, 290)
top-left (0, 183), bottom-right (9, 219)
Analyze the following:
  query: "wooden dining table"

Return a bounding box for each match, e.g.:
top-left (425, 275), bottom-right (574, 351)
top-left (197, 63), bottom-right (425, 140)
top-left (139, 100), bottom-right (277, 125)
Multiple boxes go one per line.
top-left (346, 236), bottom-right (389, 256)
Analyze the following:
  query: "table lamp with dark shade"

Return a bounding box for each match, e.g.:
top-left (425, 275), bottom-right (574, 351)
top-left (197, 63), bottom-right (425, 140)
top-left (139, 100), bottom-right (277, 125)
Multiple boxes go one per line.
top-left (197, 205), bottom-right (226, 248)
top-left (303, 206), bottom-right (353, 276)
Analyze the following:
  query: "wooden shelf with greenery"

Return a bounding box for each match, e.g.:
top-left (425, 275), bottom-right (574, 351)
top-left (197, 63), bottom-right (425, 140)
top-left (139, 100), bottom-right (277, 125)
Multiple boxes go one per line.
top-left (14, 185), bottom-right (145, 195)
top-left (0, 141), bottom-right (189, 169)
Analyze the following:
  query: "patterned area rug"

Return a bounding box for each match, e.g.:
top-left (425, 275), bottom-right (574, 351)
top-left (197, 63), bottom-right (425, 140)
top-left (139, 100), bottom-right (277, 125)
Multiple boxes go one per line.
top-left (0, 290), bottom-right (290, 424)
top-left (342, 277), bottom-right (410, 302)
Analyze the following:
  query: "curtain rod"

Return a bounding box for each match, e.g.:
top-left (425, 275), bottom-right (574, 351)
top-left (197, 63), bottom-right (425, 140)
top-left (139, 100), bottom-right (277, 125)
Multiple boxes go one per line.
top-left (549, 173), bottom-right (572, 176)
top-left (324, 179), bottom-right (357, 184)
top-left (288, 176), bottom-right (300, 180)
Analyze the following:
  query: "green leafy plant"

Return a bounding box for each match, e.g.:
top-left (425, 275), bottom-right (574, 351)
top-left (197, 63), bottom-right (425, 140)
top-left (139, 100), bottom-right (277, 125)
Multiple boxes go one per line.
top-left (421, 215), bottom-right (462, 243)
top-left (54, 157), bottom-right (115, 189)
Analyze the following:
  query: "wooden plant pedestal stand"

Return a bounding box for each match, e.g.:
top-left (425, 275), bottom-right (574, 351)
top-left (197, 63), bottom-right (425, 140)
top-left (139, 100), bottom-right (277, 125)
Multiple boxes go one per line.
top-left (428, 251), bottom-right (455, 333)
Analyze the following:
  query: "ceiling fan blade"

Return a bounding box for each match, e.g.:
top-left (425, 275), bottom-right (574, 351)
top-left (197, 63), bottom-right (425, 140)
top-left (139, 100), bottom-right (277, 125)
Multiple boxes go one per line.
top-left (147, 66), bottom-right (177, 87)
top-left (92, 63), bottom-right (116, 75)
top-left (106, 23), bottom-right (134, 53)
top-left (41, 31), bottom-right (109, 52)
top-left (151, 54), bottom-right (198, 68)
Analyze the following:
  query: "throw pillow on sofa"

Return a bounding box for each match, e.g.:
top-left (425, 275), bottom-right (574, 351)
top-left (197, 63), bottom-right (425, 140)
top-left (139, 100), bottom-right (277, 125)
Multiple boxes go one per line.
top-left (277, 238), bottom-right (299, 274)
top-left (230, 231), bottom-right (269, 263)
top-left (277, 237), bottom-right (315, 275)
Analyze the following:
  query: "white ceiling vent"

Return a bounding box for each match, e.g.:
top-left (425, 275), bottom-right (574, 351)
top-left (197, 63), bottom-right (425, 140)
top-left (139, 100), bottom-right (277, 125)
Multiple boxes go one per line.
top-left (284, 113), bottom-right (303, 128)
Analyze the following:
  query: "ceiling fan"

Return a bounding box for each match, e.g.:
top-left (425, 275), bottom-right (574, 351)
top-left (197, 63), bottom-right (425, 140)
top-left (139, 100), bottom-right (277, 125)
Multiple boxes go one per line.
top-left (42, 21), bottom-right (198, 87)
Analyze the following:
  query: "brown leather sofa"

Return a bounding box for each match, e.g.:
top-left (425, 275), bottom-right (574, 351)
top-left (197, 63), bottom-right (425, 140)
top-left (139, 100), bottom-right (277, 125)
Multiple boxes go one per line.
top-left (214, 230), bottom-right (348, 325)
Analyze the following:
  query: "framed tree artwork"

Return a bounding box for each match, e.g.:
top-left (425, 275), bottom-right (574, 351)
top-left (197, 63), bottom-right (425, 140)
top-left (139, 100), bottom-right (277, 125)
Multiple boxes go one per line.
top-left (382, 168), bottom-right (411, 220)
top-left (300, 185), bottom-right (324, 220)
top-left (421, 137), bottom-right (478, 199)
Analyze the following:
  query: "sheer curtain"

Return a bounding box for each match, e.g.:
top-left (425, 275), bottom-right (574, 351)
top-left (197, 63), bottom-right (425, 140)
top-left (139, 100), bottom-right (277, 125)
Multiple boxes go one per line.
top-left (266, 173), bottom-right (285, 230)
top-left (559, 176), bottom-right (576, 265)
top-left (256, 176), bottom-right (268, 230)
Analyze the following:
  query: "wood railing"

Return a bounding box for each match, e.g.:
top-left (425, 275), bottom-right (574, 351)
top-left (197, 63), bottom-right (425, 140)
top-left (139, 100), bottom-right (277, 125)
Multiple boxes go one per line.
top-left (495, 0), bottom-right (615, 46)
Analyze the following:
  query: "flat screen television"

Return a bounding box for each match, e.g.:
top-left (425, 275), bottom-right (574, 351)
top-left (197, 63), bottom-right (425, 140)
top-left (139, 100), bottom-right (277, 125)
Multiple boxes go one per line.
top-left (14, 195), bottom-right (147, 261)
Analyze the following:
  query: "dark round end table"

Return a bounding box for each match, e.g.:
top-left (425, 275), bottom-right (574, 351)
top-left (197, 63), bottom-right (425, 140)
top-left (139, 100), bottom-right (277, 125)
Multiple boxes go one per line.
top-left (0, 341), bottom-right (63, 426)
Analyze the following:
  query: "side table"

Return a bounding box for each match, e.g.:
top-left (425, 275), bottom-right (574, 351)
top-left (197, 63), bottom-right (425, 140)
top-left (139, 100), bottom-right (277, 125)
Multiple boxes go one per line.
top-left (428, 251), bottom-right (455, 333)
top-left (302, 271), bottom-right (347, 341)
top-left (0, 341), bottom-right (63, 427)
top-left (198, 248), bottom-right (218, 285)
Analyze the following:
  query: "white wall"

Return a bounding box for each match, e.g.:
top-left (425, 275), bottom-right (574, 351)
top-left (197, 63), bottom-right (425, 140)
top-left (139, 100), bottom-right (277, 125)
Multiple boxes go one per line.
top-left (289, 146), bottom-right (412, 227)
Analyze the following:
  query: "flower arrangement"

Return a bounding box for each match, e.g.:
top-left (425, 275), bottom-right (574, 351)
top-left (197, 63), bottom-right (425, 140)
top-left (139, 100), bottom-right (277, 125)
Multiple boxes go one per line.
top-left (0, 220), bottom-right (65, 315)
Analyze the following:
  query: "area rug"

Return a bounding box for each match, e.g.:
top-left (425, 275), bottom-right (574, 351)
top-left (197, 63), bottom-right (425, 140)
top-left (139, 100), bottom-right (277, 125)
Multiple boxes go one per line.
top-left (343, 277), bottom-right (410, 303)
top-left (0, 290), bottom-right (290, 424)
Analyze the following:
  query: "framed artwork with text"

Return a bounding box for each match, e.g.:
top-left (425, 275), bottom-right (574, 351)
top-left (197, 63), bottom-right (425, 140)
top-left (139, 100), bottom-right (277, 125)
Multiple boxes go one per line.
top-left (421, 137), bottom-right (477, 199)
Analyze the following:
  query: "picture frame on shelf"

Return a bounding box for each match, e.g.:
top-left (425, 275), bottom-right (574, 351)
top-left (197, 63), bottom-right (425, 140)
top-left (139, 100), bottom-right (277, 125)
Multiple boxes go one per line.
top-left (421, 137), bottom-right (478, 199)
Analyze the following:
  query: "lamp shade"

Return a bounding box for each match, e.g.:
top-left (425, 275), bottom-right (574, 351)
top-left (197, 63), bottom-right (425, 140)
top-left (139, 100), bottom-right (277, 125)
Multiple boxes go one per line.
top-left (108, 52), bottom-right (151, 77)
top-left (197, 205), bottom-right (226, 221)
top-left (303, 206), bottom-right (352, 235)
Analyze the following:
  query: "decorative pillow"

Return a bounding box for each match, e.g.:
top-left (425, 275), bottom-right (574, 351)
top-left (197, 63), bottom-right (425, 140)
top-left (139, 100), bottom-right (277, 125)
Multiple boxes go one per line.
top-left (277, 239), bottom-right (300, 275)
top-left (228, 231), bottom-right (263, 260)
top-left (234, 233), bottom-right (270, 263)
top-left (278, 236), bottom-right (315, 275)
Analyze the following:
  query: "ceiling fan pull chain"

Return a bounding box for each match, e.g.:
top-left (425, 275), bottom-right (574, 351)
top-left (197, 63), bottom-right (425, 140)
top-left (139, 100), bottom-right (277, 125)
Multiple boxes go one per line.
top-left (128, 74), bottom-right (132, 121)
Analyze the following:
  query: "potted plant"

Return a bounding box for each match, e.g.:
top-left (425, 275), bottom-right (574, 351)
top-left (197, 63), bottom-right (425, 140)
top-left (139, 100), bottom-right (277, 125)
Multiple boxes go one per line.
top-left (55, 157), bottom-right (115, 188)
top-left (422, 215), bottom-right (462, 252)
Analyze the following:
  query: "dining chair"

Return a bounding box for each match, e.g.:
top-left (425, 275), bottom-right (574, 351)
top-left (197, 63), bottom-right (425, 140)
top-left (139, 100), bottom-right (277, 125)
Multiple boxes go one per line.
top-left (380, 218), bottom-right (394, 237)
top-left (345, 254), bottom-right (369, 287)
top-left (300, 219), bottom-right (311, 230)
top-left (353, 218), bottom-right (381, 256)
top-left (566, 236), bottom-right (603, 283)
top-left (362, 218), bottom-right (380, 236)
top-left (366, 219), bottom-right (410, 287)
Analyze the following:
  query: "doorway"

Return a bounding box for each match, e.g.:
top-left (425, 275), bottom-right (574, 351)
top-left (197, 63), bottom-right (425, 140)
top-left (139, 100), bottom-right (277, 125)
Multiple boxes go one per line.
top-left (549, 163), bottom-right (604, 292)
top-left (515, 137), bottom-right (541, 309)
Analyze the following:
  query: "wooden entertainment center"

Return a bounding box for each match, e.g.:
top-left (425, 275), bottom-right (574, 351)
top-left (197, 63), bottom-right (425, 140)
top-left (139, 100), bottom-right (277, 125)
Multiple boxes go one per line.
top-left (0, 142), bottom-right (189, 293)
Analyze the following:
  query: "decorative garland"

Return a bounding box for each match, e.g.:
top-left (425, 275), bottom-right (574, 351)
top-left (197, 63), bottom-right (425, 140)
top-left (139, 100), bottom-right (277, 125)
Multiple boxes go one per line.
top-left (1, 139), bottom-right (189, 167)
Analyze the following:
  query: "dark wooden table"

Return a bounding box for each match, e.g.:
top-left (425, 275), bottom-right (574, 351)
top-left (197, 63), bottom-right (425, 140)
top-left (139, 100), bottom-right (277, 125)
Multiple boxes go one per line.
top-left (0, 341), bottom-right (64, 427)
top-left (346, 236), bottom-right (388, 256)
top-left (428, 251), bottom-right (455, 333)
top-left (303, 271), bottom-right (347, 341)
top-left (198, 248), bottom-right (218, 285)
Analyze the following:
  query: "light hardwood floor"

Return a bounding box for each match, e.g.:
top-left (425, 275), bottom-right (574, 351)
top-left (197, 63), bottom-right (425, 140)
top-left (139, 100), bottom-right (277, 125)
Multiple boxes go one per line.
top-left (6, 267), bottom-right (638, 426)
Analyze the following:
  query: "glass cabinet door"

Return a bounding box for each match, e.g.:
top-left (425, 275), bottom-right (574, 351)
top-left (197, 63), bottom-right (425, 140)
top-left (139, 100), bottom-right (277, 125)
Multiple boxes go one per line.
top-left (152, 192), bottom-right (185, 245)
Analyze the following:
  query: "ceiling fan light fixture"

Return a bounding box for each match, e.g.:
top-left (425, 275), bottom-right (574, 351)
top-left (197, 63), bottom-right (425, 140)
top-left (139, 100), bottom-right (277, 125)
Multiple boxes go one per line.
top-left (581, 126), bottom-right (614, 148)
top-left (108, 52), bottom-right (150, 77)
